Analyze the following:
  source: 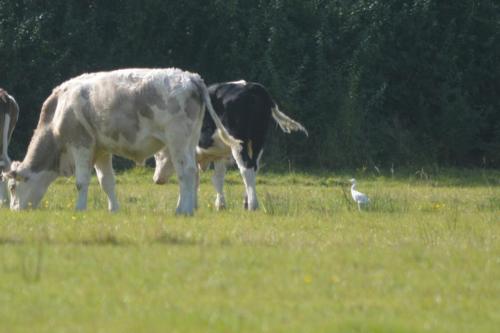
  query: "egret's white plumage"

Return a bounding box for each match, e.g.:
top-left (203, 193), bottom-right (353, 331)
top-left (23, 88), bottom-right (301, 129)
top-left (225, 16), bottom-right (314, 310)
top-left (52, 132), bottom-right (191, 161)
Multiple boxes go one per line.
top-left (350, 178), bottom-right (369, 211)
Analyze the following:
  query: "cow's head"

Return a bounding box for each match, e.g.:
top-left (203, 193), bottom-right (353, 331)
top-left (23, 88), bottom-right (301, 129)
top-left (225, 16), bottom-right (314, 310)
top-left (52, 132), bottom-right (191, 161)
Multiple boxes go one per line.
top-left (2, 161), bottom-right (55, 210)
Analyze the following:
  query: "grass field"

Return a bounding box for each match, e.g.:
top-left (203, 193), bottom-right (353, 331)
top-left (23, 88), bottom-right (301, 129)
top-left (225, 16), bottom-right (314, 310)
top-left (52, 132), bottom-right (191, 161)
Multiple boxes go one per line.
top-left (0, 167), bottom-right (499, 333)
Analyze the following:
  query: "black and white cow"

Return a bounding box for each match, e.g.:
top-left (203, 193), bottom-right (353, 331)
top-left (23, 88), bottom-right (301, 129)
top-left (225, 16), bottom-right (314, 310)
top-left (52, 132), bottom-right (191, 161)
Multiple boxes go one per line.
top-left (2, 68), bottom-right (240, 214)
top-left (0, 88), bottom-right (19, 206)
top-left (153, 80), bottom-right (307, 210)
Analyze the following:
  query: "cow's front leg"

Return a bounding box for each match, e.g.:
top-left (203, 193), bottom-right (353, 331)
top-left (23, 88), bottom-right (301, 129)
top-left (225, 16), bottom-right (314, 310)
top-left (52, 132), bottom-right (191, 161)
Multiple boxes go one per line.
top-left (94, 153), bottom-right (119, 212)
top-left (212, 160), bottom-right (227, 210)
top-left (72, 148), bottom-right (93, 211)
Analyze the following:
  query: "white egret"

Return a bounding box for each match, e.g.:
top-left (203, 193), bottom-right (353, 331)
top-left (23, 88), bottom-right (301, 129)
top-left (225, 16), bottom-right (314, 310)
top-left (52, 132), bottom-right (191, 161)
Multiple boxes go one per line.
top-left (350, 178), bottom-right (370, 211)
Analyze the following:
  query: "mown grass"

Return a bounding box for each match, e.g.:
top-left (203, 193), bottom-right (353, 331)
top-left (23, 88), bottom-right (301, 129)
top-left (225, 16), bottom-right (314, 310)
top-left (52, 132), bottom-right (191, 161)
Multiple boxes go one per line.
top-left (0, 167), bottom-right (499, 333)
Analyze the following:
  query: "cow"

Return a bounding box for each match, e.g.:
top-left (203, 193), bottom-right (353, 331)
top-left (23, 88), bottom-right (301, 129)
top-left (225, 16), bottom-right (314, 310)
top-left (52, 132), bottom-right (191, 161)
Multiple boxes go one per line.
top-left (153, 80), bottom-right (308, 211)
top-left (0, 88), bottom-right (19, 207)
top-left (1, 68), bottom-right (240, 214)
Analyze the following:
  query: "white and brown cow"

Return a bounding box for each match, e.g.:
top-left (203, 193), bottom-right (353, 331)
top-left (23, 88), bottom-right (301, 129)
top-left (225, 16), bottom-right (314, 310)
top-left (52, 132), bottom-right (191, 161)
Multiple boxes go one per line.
top-left (0, 88), bottom-right (19, 206)
top-left (2, 68), bottom-right (240, 214)
top-left (153, 80), bottom-right (307, 211)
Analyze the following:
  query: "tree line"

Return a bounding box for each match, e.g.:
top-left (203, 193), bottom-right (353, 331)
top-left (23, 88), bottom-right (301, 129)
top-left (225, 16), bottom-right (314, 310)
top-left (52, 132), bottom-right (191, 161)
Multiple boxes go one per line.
top-left (1, 0), bottom-right (499, 169)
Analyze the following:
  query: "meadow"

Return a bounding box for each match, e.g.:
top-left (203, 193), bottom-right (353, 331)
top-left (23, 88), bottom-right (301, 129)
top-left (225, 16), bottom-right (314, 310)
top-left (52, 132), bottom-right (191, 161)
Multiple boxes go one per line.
top-left (0, 167), bottom-right (499, 333)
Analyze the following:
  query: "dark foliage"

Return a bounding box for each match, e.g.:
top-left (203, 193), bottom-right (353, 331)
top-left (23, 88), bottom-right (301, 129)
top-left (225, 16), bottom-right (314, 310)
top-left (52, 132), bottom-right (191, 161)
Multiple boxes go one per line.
top-left (1, 0), bottom-right (499, 169)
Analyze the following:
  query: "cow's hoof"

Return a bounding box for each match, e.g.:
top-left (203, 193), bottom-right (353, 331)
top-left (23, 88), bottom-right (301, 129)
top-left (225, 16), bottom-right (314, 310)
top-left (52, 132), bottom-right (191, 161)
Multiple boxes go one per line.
top-left (245, 199), bottom-right (259, 211)
top-left (153, 178), bottom-right (167, 185)
top-left (215, 198), bottom-right (226, 211)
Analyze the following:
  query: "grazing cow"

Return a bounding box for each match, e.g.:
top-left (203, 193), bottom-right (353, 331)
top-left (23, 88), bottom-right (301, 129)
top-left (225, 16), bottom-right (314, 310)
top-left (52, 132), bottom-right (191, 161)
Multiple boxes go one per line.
top-left (153, 80), bottom-right (308, 210)
top-left (2, 68), bottom-right (240, 214)
top-left (0, 88), bottom-right (19, 206)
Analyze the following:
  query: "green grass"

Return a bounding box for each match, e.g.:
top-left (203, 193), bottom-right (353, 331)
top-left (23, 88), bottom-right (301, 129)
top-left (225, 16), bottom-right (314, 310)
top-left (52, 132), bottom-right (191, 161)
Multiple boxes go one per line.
top-left (0, 168), bottom-right (499, 333)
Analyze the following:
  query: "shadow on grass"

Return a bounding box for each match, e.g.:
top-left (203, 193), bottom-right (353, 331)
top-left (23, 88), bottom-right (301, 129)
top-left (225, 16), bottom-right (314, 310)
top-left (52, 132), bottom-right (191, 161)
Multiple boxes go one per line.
top-left (154, 232), bottom-right (199, 246)
top-left (0, 237), bottom-right (23, 245)
top-left (76, 234), bottom-right (133, 246)
top-left (0, 233), bottom-right (234, 247)
top-left (0, 235), bottom-right (134, 247)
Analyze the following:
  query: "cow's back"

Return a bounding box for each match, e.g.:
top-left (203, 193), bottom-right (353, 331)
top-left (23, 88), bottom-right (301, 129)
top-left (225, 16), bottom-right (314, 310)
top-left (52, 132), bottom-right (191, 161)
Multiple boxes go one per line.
top-left (50, 68), bottom-right (204, 162)
top-left (199, 82), bottom-right (273, 149)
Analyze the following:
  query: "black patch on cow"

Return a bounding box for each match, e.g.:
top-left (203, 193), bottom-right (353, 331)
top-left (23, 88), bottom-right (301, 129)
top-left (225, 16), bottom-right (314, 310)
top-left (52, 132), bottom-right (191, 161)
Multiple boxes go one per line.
top-left (199, 82), bottom-right (275, 170)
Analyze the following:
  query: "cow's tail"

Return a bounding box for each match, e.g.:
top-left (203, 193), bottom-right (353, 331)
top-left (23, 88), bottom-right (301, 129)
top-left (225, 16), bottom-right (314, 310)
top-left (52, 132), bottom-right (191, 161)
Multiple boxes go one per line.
top-left (2, 113), bottom-right (11, 163)
top-left (1, 93), bottom-right (17, 167)
top-left (198, 80), bottom-right (242, 151)
top-left (271, 104), bottom-right (308, 136)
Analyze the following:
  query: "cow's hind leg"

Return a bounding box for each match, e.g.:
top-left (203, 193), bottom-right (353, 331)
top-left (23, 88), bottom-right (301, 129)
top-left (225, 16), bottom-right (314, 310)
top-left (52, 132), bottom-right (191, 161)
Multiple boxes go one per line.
top-left (212, 159), bottom-right (227, 210)
top-left (231, 146), bottom-right (261, 211)
top-left (165, 136), bottom-right (197, 215)
top-left (72, 147), bottom-right (93, 211)
top-left (94, 153), bottom-right (119, 212)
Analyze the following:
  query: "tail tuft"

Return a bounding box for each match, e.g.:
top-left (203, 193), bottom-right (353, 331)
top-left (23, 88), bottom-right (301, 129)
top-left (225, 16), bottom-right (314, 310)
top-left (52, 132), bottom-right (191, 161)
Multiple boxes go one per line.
top-left (271, 106), bottom-right (308, 136)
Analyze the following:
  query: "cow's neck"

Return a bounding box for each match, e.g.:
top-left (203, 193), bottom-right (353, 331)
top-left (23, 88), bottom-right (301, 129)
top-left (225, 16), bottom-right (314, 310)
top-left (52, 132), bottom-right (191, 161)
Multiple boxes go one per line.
top-left (22, 127), bottom-right (63, 174)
